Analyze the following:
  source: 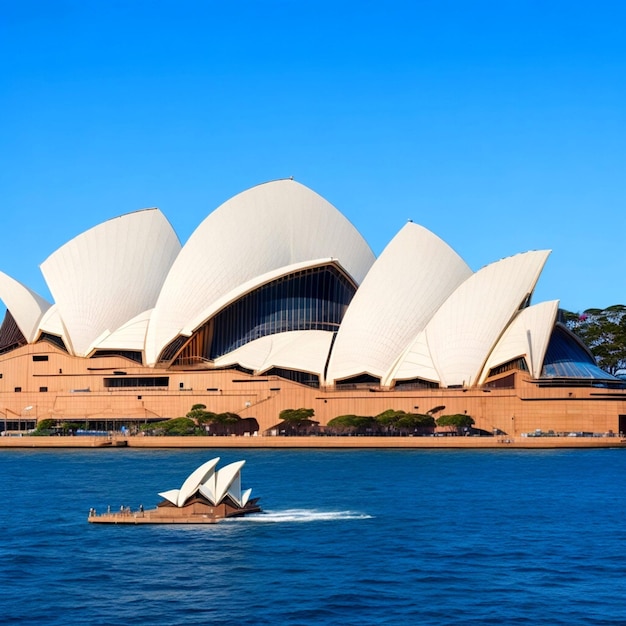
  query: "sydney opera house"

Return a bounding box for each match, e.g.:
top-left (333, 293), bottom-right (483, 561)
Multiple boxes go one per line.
top-left (1, 179), bottom-right (625, 436)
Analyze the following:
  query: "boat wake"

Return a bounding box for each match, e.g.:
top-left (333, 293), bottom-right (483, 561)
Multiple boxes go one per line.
top-left (231, 509), bottom-right (373, 523)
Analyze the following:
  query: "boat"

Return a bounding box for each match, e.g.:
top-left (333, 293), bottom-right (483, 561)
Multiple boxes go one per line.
top-left (88, 457), bottom-right (261, 524)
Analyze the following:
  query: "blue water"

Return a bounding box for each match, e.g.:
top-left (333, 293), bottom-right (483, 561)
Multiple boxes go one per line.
top-left (2, 448), bottom-right (626, 625)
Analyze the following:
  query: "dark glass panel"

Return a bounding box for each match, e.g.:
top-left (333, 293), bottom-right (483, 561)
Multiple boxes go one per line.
top-left (0, 310), bottom-right (27, 355)
top-left (393, 378), bottom-right (440, 390)
top-left (263, 367), bottom-right (320, 388)
top-left (541, 326), bottom-right (617, 380)
top-left (38, 333), bottom-right (68, 352)
top-left (205, 265), bottom-right (355, 360)
top-left (104, 377), bottom-right (169, 388)
top-left (91, 350), bottom-right (143, 364)
top-left (158, 335), bottom-right (189, 363)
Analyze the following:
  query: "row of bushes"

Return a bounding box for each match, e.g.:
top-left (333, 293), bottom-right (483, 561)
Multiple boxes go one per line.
top-left (277, 408), bottom-right (475, 436)
top-left (326, 409), bottom-right (474, 435)
top-left (135, 406), bottom-right (476, 437)
top-left (28, 406), bottom-right (476, 437)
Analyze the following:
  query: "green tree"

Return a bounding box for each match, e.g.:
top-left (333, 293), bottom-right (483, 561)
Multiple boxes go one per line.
top-left (375, 409), bottom-right (436, 435)
top-left (159, 417), bottom-right (200, 436)
top-left (186, 405), bottom-right (218, 425)
top-left (326, 414), bottom-right (376, 435)
top-left (278, 408), bottom-right (317, 435)
top-left (212, 412), bottom-right (241, 435)
top-left (375, 409), bottom-right (406, 427)
top-left (565, 305), bottom-right (626, 376)
top-left (186, 410), bottom-right (242, 435)
top-left (60, 421), bottom-right (83, 435)
top-left (31, 418), bottom-right (56, 436)
top-left (395, 413), bottom-right (436, 433)
top-left (436, 414), bottom-right (475, 434)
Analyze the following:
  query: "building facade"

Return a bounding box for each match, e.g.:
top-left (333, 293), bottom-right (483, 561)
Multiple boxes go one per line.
top-left (1, 179), bottom-right (625, 435)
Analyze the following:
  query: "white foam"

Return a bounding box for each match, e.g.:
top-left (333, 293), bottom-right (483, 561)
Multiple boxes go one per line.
top-left (230, 509), bottom-right (373, 523)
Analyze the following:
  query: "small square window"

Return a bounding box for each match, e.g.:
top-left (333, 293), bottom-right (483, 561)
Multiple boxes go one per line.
top-left (39, 386), bottom-right (48, 392)
top-left (14, 387), bottom-right (22, 392)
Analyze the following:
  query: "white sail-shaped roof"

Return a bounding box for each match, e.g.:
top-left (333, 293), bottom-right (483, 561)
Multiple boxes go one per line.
top-left (36, 304), bottom-right (71, 348)
top-left (0, 271), bottom-right (51, 342)
top-left (214, 461), bottom-right (246, 505)
top-left (199, 460), bottom-right (246, 506)
top-left (177, 457), bottom-right (220, 506)
top-left (157, 489), bottom-right (181, 507)
top-left (40, 209), bottom-right (181, 357)
top-left (383, 329), bottom-right (440, 385)
top-left (326, 222), bottom-right (472, 384)
top-left (213, 330), bottom-right (334, 377)
top-left (478, 300), bottom-right (559, 383)
top-left (224, 468), bottom-right (244, 507)
top-left (145, 180), bottom-right (375, 365)
top-left (387, 250), bottom-right (550, 388)
top-left (158, 457), bottom-right (221, 507)
top-left (91, 309), bottom-right (153, 353)
top-left (239, 488), bottom-right (252, 508)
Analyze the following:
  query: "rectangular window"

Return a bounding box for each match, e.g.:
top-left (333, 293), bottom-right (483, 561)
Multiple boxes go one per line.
top-left (14, 387), bottom-right (22, 392)
top-left (104, 377), bottom-right (169, 388)
top-left (32, 355), bottom-right (49, 362)
top-left (39, 386), bottom-right (48, 392)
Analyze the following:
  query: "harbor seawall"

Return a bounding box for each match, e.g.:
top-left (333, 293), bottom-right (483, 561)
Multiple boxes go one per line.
top-left (1, 435), bottom-right (625, 449)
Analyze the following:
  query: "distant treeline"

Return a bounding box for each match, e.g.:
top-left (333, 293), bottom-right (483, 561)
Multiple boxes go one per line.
top-left (563, 304), bottom-right (626, 376)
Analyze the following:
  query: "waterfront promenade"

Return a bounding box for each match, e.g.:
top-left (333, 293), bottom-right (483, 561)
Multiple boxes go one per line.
top-left (1, 434), bottom-right (625, 449)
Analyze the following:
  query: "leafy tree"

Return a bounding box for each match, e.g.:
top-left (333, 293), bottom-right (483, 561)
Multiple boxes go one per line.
top-left (375, 409), bottom-right (436, 434)
top-left (188, 410), bottom-right (242, 435)
top-left (278, 408), bottom-right (317, 435)
top-left (35, 418), bottom-right (56, 431)
top-left (436, 414), bottom-right (475, 434)
top-left (158, 417), bottom-right (200, 436)
top-left (326, 414), bottom-right (376, 434)
top-left (564, 305), bottom-right (626, 376)
top-left (31, 418), bottom-right (56, 436)
top-left (279, 408), bottom-right (315, 425)
top-left (213, 412), bottom-right (241, 435)
top-left (395, 413), bottom-right (436, 432)
top-left (375, 409), bottom-right (406, 426)
top-left (184, 404), bottom-right (241, 433)
top-left (187, 407), bottom-right (218, 425)
top-left (60, 421), bottom-right (83, 435)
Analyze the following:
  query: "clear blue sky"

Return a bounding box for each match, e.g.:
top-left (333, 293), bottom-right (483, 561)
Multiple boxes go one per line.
top-left (1, 1), bottom-right (624, 314)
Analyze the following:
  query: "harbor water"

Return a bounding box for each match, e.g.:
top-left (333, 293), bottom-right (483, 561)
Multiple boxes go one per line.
top-left (1, 448), bottom-right (626, 624)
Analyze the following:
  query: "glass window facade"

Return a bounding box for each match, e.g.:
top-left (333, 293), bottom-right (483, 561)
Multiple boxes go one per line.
top-left (488, 357), bottom-right (528, 378)
top-left (92, 350), bottom-right (143, 364)
top-left (263, 367), bottom-right (320, 387)
top-left (104, 377), bottom-right (169, 388)
top-left (38, 333), bottom-right (68, 352)
top-left (542, 326), bottom-right (617, 380)
top-left (393, 378), bottom-right (440, 390)
top-left (173, 265), bottom-right (356, 363)
top-left (209, 266), bottom-right (355, 359)
top-left (0, 310), bottom-right (27, 355)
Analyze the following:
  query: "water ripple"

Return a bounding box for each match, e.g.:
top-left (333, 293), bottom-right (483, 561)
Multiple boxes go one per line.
top-left (3, 449), bottom-right (626, 625)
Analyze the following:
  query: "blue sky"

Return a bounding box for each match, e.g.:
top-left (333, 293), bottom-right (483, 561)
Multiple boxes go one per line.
top-left (1, 0), bottom-right (624, 314)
